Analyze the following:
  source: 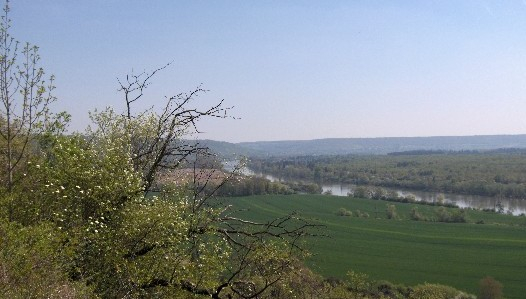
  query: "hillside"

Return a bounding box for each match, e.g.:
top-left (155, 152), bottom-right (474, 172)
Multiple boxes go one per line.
top-left (185, 139), bottom-right (263, 159)
top-left (204, 134), bottom-right (526, 157)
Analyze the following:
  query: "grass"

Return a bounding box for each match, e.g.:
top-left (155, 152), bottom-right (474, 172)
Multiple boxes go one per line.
top-left (220, 194), bottom-right (526, 298)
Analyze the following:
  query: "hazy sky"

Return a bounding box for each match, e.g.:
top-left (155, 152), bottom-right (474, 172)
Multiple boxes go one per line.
top-left (9, 1), bottom-right (526, 142)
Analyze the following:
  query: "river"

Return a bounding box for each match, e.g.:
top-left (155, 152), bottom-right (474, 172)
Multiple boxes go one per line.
top-left (236, 165), bottom-right (526, 216)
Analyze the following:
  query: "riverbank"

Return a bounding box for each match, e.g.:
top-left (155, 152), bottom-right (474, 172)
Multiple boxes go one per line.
top-left (245, 168), bottom-right (526, 215)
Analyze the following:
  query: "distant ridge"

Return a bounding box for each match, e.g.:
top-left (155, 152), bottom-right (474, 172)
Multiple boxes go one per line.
top-left (203, 134), bottom-right (526, 157)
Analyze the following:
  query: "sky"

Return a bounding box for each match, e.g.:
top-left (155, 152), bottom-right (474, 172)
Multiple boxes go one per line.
top-left (8, 0), bottom-right (526, 142)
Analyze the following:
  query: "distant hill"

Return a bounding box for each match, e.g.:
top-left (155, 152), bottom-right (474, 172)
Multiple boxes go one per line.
top-left (188, 139), bottom-right (264, 159)
top-left (202, 135), bottom-right (526, 157)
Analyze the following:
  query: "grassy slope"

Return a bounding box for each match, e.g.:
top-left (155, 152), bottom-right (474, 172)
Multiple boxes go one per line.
top-left (220, 194), bottom-right (526, 298)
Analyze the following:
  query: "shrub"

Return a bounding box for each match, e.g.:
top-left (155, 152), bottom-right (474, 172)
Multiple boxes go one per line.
top-left (450, 209), bottom-right (468, 223)
top-left (479, 276), bottom-right (503, 299)
top-left (371, 187), bottom-right (386, 200)
top-left (324, 276), bottom-right (344, 287)
top-left (435, 207), bottom-right (451, 222)
top-left (336, 208), bottom-right (352, 217)
top-left (374, 280), bottom-right (397, 297)
top-left (0, 220), bottom-right (94, 298)
top-left (386, 204), bottom-right (398, 220)
top-left (410, 283), bottom-right (475, 299)
top-left (410, 207), bottom-right (426, 221)
top-left (404, 194), bottom-right (417, 203)
top-left (352, 186), bottom-right (370, 199)
top-left (346, 270), bottom-right (371, 292)
top-left (435, 207), bottom-right (467, 223)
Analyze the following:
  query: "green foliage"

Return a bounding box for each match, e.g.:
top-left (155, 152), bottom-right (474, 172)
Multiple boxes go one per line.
top-left (337, 208), bottom-right (353, 217)
top-left (351, 209), bottom-right (369, 218)
top-left (215, 175), bottom-right (294, 196)
top-left (410, 207), bottom-right (426, 221)
top-left (352, 186), bottom-right (370, 199)
top-left (435, 207), bottom-right (451, 222)
top-left (0, 77), bottom-right (315, 299)
top-left (373, 280), bottom-right (411, 299)
top-left (0, 220), bottom-right (94, 298)
top-left (346, 270), bottom-right (371, 292)
top-left (371, 187), bottom-right (386, 200)
top-left (0, 0), bottom-right (70, 223)
top-left (1, 102), bottom-right (317, 298)
top-left (285, 181), bottom-right (323, 194)
top-left (6, 134), bottom-right (143, 227)
top-left (409, 283), bottom-right (475, 299)
top-left (72, 191), bottom-right (236, 298)
top-left (435, 207), bottom-right (468, 223)
top-left (249, 152), bottom-right (526, 199)
top-left (86, 107), bottom-right (160, 190)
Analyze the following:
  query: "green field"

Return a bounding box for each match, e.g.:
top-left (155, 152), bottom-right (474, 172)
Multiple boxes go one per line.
top-left (221, 194), bottom-right (526, 298)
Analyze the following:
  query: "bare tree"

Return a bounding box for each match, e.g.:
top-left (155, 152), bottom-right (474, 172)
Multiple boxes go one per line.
top-left (93, 65), bottom-right (325, 298)
top-left (116, 63), bottom-right (233, 192)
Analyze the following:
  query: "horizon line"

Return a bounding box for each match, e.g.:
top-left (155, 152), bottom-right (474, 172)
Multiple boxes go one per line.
top-left (199, 133), bottom-right (526, 144)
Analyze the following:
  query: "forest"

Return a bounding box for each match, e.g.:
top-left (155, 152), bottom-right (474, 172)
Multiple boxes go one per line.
top-left (248, 151), bottom-right (526, 199)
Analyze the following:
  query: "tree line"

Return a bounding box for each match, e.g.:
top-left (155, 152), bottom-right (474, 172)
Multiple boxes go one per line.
top-left (249, 153), bottom-right (526, 199)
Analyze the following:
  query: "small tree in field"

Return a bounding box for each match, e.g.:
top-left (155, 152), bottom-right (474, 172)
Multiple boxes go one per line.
top-left (479, 276), bottom-right (503, 299)
top-left (410, 207), bottom-right (425, 221)
top-left (386, 204), bottom-right (398, 219)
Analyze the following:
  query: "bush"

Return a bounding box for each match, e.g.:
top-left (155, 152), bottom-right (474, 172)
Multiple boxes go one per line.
top-left (373, 280), bottom-right (397, 297)
top-left (435, 207), bottom-right (451, 222)
top-left (386, 204), bottom-right (398, 220)
top-left (336, 208), bottom-right (352, 217)
top-left (435, 207), bottom-right (467, 223)
top-left (324, 276), bottom-right (344, 287)
top-left (479, 276), bottom-right (503, 299)
top-left (404, 194), bottom-right (417, 203)
top-left (0, 220), bottom-right (94, 298)
top-left (346, 270), bottom-right (370, 292)
top-left (410, 207), bottom-right (426, 221)
top-left (410, 283), bottom-right (475, 299)
top-left (450, 209), bottom-right (468, 223)
top-left (352, 186), bottom-right (370, 199)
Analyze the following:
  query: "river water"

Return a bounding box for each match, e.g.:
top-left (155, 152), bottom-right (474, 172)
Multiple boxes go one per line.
top-left (320, 183), bottom-right (526, 216)
top-left (238, 166), bottom-right (526, 216)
